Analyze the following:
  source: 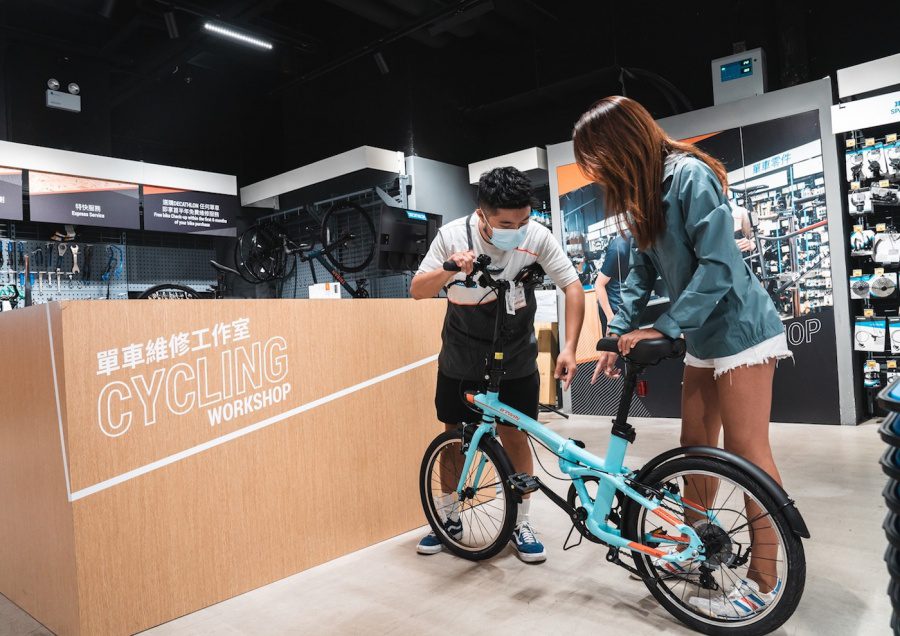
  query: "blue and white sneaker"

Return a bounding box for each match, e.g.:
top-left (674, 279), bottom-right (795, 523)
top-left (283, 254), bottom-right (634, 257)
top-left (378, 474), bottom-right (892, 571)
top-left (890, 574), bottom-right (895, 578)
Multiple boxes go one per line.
top-left (417, 517), bottom-right (463, 555)
top-left (688, 578), bottom-right (781, 618)
top-left (511, 521), bottom-right (546, 563)
top-left (652, 546), bottom-right (699, 577)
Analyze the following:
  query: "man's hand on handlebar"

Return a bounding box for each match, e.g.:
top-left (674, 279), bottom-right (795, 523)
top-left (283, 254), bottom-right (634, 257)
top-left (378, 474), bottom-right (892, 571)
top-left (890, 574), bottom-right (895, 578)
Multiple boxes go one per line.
top-left (445, 250), bottom-right (476, 275)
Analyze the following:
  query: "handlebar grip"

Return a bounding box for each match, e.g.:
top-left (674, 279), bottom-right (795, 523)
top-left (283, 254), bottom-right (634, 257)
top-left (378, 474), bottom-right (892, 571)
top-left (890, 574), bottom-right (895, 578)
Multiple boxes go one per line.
top-left (443, 261), bottom-right (461, 272)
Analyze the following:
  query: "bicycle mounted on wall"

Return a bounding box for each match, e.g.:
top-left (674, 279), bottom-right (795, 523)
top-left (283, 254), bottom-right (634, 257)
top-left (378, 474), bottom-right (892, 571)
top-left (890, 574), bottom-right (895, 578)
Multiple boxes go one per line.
top-left (138, 202), bottom-right (377, 300)
top-left (232, 202), bottom-right (375, 298)
top-left (419, 253), bottom-right (809, 635)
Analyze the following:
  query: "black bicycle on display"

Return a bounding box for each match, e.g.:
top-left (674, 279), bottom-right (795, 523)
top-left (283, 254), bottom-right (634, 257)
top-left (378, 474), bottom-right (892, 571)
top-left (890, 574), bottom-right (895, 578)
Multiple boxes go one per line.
top-left (233, 202), bottom-right (376, 298)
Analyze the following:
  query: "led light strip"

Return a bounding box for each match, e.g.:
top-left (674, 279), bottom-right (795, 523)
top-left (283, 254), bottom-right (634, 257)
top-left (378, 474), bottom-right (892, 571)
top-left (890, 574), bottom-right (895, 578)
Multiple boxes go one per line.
top-left (204, 21), bottom-right (273, 50)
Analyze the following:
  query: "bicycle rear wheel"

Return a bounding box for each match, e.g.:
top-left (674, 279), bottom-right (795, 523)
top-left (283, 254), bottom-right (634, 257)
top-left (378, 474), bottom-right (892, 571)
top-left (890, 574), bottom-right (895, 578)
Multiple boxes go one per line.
top-left (623, 456), bottom-right (805, 635)
top-left (320, 203), bottom-right (375, 273)
top-left (419, 429), bottom-right (517, 560)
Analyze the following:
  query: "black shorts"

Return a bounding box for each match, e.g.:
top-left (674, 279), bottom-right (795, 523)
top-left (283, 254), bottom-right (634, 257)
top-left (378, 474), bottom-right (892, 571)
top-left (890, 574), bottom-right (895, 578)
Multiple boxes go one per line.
top-left (435, 370), bottom-right (540, 426)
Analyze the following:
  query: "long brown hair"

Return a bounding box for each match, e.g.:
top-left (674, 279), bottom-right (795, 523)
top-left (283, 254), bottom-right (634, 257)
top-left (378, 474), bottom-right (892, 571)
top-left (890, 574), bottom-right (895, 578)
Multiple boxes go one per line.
top-left (572, 96), bottom-right (727, 250)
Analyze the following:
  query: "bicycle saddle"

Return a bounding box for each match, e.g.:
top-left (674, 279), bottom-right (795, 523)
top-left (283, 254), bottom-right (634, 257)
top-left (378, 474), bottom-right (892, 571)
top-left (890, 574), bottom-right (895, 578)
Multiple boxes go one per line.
top-left (596, 336), bottom-right (686, 365)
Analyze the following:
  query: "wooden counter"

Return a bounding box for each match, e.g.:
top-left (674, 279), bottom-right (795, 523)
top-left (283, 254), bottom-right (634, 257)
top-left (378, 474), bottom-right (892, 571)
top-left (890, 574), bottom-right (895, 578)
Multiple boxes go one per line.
top-left (0, 299), bottom-right (446, 635)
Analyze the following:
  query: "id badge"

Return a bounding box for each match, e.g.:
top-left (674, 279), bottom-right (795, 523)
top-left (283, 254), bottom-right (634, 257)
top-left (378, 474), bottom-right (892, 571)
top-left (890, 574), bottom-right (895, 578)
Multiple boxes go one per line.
top-left (513, 283), bottom-right (527, 310)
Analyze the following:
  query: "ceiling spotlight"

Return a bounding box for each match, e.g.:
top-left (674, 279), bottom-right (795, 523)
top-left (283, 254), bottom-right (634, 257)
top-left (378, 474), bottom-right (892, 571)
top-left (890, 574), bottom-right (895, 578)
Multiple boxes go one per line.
top-left (163, 11), bottom-right (179, 39)
top-left (373, 52), bottom-right (389, 75)
top-left (47, 78), bottom-right (60, 91)
top-left (203, 22), bottom-right (273, 50)
top-left (67, 83), bottom-right (80, 95)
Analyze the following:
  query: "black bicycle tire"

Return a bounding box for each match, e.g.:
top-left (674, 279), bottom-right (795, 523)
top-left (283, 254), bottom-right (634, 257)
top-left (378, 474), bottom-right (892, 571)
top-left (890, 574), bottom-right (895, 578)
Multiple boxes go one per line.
top-left (419, 429), bottom-right (517, 561)
top-left (138, 283), bottom-right (201, 299)
top-left (236, 223), bottom-right (290, 283)
top-left (319, 202), bottom-right (376, 274)
top-left (622, 456), bottom-right (806, 636)
top-left (886, 481), bottom-right (900, 516)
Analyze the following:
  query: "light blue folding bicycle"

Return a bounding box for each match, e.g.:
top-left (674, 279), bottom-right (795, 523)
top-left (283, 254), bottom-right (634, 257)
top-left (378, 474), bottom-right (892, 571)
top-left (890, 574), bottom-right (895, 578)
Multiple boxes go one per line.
top-left (419, 255), bottom-right (809, 635)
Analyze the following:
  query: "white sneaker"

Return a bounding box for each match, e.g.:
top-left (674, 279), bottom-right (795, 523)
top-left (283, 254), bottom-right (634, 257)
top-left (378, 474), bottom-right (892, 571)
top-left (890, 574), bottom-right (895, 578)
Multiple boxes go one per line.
top-left (652, 546), bottom-right (699, 577)
top-left (688, 578), bottom-right (781, 618)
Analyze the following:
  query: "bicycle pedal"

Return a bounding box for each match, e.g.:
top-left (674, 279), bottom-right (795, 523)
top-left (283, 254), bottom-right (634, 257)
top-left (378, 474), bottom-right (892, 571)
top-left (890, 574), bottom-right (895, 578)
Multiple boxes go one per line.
top-left (509, 472), bottom-right (541, 495)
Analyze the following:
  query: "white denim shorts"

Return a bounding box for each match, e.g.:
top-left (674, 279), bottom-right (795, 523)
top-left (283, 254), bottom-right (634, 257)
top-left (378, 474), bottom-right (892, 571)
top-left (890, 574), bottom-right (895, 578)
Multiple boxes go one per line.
top-left (684, 333), bottom-right (793, 379)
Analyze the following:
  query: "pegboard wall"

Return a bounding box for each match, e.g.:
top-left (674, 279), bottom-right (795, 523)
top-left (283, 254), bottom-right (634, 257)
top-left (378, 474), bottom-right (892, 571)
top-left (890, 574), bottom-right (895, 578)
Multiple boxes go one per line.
top-left (126, 245), bottom-right (216, 294)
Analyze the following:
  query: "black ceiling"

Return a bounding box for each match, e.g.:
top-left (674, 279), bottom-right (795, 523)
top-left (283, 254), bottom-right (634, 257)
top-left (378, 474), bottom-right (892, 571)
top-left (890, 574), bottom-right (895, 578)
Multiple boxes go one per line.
top-left (0, 0), bottom-right (896, 185)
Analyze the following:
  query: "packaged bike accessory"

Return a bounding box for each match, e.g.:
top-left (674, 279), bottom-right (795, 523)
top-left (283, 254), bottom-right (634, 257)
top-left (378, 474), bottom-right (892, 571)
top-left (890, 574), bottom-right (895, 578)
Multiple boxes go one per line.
top-left (889, 144), bottom-right (900, 175)
top-left (891, 318), bottom-right (900, 354)
top-left (871, 187), bottom-right (900, 206)
top-left (849, 190), bottom-right (872, 214)
top-left (873, 232), bottom-right (900, 264)
top-left (865, 147), bottom-right (888, 181)
top-left (855, 317), bottom-right (887, 352)
top-left (865, 360), bottom-right (883, 388)
top-left (850, 274), bottom-right (872, 299)
top-left (850, 227), bottom-right (876, 255)
top-left (848, 151), bottom-right (864, 182)
top-left (870, 272), bottom-right (898, 298)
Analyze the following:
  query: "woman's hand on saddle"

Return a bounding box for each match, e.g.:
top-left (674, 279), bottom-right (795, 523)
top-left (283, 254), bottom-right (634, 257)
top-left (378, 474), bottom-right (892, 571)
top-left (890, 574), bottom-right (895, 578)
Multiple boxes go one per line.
top-left (617, 328), bottom-right (665, 356)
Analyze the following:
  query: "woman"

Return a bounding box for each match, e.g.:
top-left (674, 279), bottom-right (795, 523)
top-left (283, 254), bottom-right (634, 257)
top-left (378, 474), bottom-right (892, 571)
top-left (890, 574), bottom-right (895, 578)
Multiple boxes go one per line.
top-left (574, 96), bottom-right (792, 619)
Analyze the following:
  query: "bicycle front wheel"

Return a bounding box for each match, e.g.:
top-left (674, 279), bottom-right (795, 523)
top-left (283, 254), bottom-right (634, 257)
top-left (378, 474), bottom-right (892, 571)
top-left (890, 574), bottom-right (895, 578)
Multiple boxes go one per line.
top-left (623, 456), bottom-right (805, 635)
top-left (419, 429), bottom-right (517, 561)
top-left (320, 203), bottom-right (376, 273)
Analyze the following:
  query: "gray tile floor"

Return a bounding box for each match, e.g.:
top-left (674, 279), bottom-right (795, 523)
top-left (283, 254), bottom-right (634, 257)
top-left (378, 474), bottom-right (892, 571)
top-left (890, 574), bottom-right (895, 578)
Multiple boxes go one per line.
top-left (2, 417), bottom-right (891, 635)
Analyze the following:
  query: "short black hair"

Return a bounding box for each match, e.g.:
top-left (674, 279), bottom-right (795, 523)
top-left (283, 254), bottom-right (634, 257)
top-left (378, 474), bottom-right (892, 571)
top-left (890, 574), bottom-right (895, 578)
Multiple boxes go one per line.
top-left (477, 167), bottom-right (535, 212)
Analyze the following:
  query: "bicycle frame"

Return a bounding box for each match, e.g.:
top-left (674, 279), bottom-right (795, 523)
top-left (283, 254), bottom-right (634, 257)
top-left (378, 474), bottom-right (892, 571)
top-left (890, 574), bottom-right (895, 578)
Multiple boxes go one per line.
top-left (301, 247), bottom-right (367, 299)
top-left (455, 389), bottom-right (704, 565)
top-left (445, 255), bottom-right (703, 566)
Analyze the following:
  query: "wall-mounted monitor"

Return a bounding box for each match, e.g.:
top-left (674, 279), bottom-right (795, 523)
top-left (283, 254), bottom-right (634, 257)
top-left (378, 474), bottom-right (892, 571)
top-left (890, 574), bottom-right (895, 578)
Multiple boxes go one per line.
top-left (28, 171), bottom-right (139, 229)
top-left (142, 186), bottom-right (239, 236)
top-left (0, 167), bottom-right (23, 221)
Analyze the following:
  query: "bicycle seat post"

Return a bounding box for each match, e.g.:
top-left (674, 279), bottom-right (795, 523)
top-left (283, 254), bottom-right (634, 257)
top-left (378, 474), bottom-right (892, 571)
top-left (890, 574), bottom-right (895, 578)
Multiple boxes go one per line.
top-left (612, 363), bottom-right (643, 444)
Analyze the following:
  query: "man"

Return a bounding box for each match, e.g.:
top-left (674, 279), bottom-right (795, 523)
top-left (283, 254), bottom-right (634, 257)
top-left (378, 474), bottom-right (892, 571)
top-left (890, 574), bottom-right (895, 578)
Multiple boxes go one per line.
top-left (410, 166), bottom-right (584, 563)
top-left (590, 231), bottom-right (632, 384)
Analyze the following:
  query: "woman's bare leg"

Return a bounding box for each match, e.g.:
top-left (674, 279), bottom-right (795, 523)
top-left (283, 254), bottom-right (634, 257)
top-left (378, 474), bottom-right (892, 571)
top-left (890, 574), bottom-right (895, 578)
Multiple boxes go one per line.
top-left (716, 361), bottom-right (781, 593)
top-left (681, 366), bottom-right (722, 525)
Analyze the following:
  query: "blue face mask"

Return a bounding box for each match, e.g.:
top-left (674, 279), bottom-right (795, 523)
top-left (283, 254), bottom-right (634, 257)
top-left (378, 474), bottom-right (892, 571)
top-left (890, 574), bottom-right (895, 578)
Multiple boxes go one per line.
top-left (482, 214), bottom-right (528, 251)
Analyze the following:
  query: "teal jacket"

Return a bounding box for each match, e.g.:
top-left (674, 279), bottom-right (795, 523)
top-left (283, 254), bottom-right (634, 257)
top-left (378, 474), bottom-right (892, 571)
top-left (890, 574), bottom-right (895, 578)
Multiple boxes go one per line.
top-left (607, 153), bottom-right (784, 360)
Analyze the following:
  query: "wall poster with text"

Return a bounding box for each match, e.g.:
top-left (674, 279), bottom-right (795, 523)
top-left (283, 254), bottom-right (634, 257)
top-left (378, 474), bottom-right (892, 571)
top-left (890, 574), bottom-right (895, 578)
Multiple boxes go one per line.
top-left (143, 186), bottom-right (239, 237)
top-left (28, 171), bottom-right (140, 229)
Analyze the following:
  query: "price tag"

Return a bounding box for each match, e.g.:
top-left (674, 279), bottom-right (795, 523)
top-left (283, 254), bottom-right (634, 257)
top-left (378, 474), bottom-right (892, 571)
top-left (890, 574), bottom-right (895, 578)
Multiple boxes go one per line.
top-left (867, 360), bottom-right (880, 370)
top-left (854, 225), bottom-right (864, 232)
top-left (888, 134), bottom-right (898, 143)
top-left (881, 180), bottom-right (891, 188)
top-left (877, 223), bottom-right (888, 232)
top-left (875, 268), bottom-right (885, 276)
top-left (866, 138), bottom-right (876, 147)
top-left (864, 308), bottom-right (875, 317)
top-left (851, 181), bottom-right (861, 190)
top-left (889, 360), bottom-right (898, 369)
top-left (846, 139), bottom-right (856, 148)
top-left (853, 269), bottom-right (863, 277)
